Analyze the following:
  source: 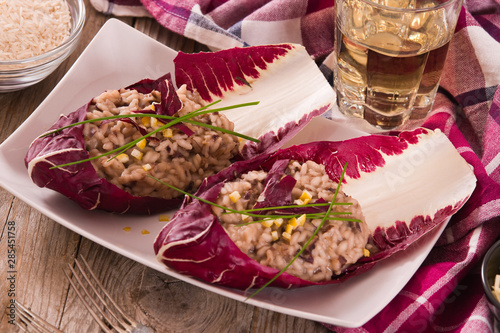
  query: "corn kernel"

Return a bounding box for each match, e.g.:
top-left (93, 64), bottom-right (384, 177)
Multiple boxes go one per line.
top-left (363, 248), bottom-right (370, 257)
top-left (131, 149), bottom-right (143, 160)
top-left (229, 191), bottom-right (241, 203)
top-left (288, 217), bottom-right (299, 228)
top-left (136, 138), bottom-right (147, 150)
top-left (297, 214), bottom-right (306, 227)
top-left (163, 128), bottom-right (173, 138)
top-left (123, 227), bottom-right (131, 232)
top-left (158, 215), bottom-right (170, 222)
top-left (299, 190), bottom-right (312, 204)
top-left (241, 214), bottom-right (250, 221)
top-left (261, 219), bottom-right (274, 228)
top-left (151, 104), bottom-right (156, 111)
top-left (273, 218), bottom-right (284, 227)
top-left (282, 231), bottom-right (292, 241)
top-left (142, 163), bottom-right (152, 171)
top-left (271, 231), bottom-right (279, 241)
top-left (116, 153), bottom-right (129, 163)
top-left (141, 229), bottom-right (150, 235)
top-left (141, 117), bottom-right (151, 127)
top-left (285, 223), bottom-right (293, 235)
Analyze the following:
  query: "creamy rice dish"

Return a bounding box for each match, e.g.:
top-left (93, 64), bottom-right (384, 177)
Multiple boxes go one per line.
top-left (212, 160), bottom-right (370, 282)
top-left (83, 84), bottom-right (240, 200)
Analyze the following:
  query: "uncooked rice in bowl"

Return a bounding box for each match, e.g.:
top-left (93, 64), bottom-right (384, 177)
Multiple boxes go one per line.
top-left (83, 84), bottom-right (240, 200)
top-left (0, 0), bottom-right (71, 61)
top-left (212, 160), bottom-right (370, 282)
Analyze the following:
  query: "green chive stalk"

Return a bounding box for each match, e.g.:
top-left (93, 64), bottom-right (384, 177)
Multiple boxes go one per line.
top-left (49, 100), bottom-right (259, 169)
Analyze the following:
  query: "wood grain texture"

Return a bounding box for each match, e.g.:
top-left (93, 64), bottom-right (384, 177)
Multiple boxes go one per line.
top-left (0, 1), bottom-right (332, 332)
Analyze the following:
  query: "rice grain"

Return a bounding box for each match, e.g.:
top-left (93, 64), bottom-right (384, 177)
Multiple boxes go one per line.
top-left (0, 0), bottom-right (71, 61)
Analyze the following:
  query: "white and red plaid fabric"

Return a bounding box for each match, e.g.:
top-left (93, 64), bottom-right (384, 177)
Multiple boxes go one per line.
top-left (91, 0), bottom-right (500, 331)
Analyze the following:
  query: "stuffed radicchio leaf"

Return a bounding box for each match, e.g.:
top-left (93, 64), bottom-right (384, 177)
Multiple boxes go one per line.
top-left (154, 128), bottom-right (476, 289)
top-left (25, 44), bottom-right (335, 214)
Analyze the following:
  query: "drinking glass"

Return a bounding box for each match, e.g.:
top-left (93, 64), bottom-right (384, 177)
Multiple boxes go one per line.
top-left (333, 0), bottom-right (463, 129)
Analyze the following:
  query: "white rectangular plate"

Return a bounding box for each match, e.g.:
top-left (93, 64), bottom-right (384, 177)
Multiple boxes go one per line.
top-left (0, 19), bottom-right (447, 328)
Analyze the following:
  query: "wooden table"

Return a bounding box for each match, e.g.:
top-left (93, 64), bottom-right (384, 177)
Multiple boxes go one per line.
top-left (0, 1), bottom-right (330, 332)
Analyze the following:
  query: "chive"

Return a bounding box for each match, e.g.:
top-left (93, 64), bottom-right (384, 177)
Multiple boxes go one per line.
top-left (184, 120), bottom-right (257, 142)
top-left (146, 175), bottom-right (361, 224)
top-left (236, 217), bottom-right (276, 226)
top-left (43, 100), bottom-right (259, 137)
top-left (233, 211), bottom-right (354, 224)
top-left (48, 100), bottom-right (260, 169)
top-left (246, 162), bottom-right (349, 300)
top-left (148, 162), bottom-right (358, 299)
top-left (237, 212), bottom-right (353, 219)
top-left (224, 201), bottom-right (353, 214)
top-left (236, 215), bottom-right (361, 227)
top-left (42, 98), bottom-right (222, 137)
top-left (147, 175), bottom-right (242, 215)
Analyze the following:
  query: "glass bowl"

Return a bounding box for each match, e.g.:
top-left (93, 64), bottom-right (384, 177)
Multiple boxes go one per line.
top-left (0, 0), bottom-right (86, 92)
top-left (481, 238), bottom-right (500, 325)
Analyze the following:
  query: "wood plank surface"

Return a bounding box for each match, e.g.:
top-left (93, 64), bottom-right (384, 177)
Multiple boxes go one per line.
top-left (0, 1), bottom-right (332, 332)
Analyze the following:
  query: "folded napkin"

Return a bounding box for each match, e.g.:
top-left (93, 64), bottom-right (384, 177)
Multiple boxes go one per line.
top-left (90, 0), bottom-right (151, 17)
top-left (91, 1), bottom-right (500, 332)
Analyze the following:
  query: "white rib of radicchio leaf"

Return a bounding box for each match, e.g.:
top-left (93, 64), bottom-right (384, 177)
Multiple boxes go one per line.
top-left (174, 43), bottom-right (336, 159)
top-left (154, 128), bottom-right (477, 289)
top-left (25, 74), bottom-right (184, 214)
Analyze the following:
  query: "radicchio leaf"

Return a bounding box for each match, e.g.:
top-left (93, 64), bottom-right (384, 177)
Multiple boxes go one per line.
top-left (25, 78), bottom-right (184, 214)
top-left (155, 73), bottom-right (183, 117)
top-left (154, 128), bottom-right (477, 289)
top-left (174, 43), bottom-right (336, 159)
top-left (26, 43), bottom-right (335, 214)
top-left (252, 159), bottom-right (295, 211)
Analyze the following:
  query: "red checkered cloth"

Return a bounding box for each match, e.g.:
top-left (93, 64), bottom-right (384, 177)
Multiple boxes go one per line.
top-left (91, 0), bottom-right (500, 331)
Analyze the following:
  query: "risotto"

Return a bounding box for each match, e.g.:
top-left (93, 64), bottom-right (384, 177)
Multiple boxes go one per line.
top-left (83, 84), bottom-right (240, 200)
top-left (212, 160), bottom-right (370, 282)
